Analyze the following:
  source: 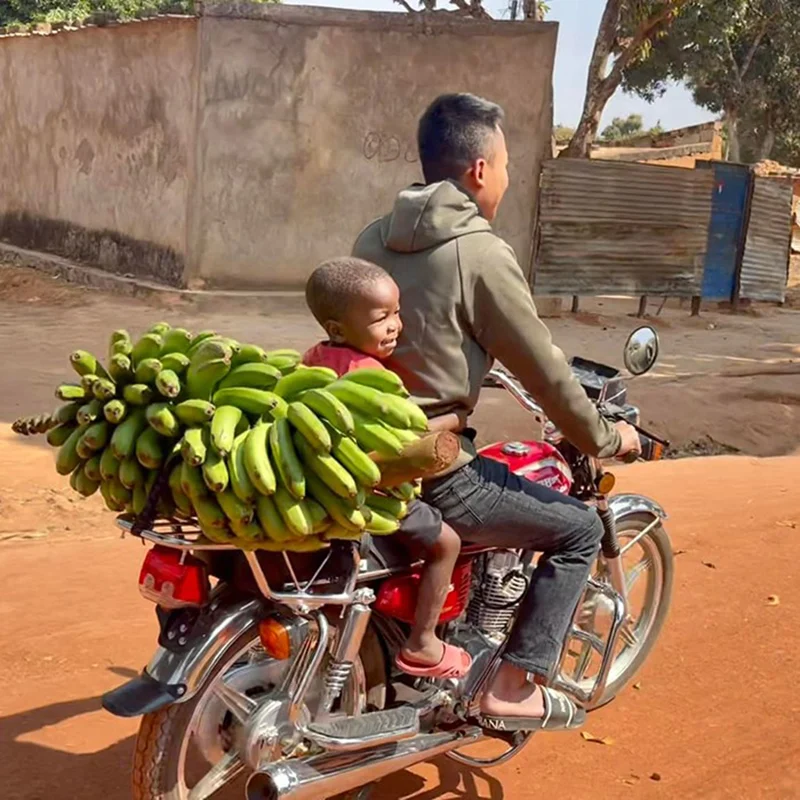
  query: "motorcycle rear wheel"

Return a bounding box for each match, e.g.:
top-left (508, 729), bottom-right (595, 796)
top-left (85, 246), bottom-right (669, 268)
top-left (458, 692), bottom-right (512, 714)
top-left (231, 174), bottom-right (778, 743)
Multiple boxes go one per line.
top-left (132, 623), bottom-right (387, 800)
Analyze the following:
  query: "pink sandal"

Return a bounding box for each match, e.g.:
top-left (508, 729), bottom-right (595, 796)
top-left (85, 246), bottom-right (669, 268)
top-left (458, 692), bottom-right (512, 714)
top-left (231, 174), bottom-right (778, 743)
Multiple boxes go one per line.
top-left (395, 643), bottom-right (473, 679)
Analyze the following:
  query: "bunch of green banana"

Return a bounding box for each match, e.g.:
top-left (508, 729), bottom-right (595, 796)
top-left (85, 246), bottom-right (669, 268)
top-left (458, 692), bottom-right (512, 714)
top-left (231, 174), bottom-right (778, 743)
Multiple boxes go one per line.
top-left (13, 324), bottom-right (430, 553)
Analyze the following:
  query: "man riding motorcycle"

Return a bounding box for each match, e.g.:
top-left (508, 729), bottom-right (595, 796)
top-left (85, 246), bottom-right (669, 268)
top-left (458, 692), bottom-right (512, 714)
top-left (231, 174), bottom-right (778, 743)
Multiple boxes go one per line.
top-left (352, 92), bottom-right (641, 731)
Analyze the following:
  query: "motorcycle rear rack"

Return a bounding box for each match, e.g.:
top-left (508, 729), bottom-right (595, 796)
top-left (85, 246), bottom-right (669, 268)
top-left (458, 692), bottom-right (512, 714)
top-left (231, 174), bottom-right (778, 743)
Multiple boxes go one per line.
top-left (117, 514), bottom-right (361, 609)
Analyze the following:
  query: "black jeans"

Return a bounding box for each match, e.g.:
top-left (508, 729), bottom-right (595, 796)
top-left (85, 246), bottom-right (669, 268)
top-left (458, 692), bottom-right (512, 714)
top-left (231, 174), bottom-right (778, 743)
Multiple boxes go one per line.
top-left (423, 455), bottom-right (603, 679)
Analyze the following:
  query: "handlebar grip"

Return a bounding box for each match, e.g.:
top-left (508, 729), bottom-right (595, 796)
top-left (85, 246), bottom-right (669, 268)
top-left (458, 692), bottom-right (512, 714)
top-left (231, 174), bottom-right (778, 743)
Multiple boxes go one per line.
top-left (619, 431), bottom-right (665, 463)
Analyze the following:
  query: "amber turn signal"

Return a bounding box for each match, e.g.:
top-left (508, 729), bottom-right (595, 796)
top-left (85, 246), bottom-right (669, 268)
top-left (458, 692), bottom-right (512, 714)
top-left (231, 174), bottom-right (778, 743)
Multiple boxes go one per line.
top-left (597, 472), bottom-right (616, 494)
top-left (259, 617), bottom-right (293, 660)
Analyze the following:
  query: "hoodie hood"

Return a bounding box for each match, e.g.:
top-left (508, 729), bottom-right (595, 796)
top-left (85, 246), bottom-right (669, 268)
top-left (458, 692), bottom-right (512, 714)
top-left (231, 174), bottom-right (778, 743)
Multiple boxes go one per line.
top-left (380, 180), bottom-right (492, 254)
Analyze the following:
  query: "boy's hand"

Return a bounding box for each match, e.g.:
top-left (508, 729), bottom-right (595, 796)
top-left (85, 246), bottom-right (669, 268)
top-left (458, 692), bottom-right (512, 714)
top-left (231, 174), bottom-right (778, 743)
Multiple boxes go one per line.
top-left (428, 409), bottom-right (469, 433)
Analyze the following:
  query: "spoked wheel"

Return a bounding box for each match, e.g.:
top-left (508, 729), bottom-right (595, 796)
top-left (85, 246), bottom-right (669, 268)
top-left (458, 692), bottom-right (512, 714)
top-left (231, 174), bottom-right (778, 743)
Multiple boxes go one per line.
top-left (562, 512), bottom-right (673, 708)
top-left (132, 624), bottom-right (387, 800)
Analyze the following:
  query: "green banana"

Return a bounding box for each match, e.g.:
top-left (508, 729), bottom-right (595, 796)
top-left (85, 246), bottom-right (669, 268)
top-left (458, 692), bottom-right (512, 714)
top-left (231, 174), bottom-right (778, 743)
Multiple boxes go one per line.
top-left (266, 394), bottom-right (289, 420)
top-left (76, 435), bottom-right (94, 461)
top-left (146, 403), bottom-right (180, 438)
top-left (56, 383), bottom-right (88, 402)
top-left (160, 328), bottom-right (193, 355)
top-left (266, 348), bottom-right (301, 360)
top-left (255, 494), bottom-right (297, 542)
top-left (211, 388), bottom-right (281, 417)
top-left (274, 486), bottom-right (313, 536)
top-left (180, 462), bottom-right (207, 500)
top-left (217, 489), bottom-right (254, 526)
top-left (265, 352), bottom-right (301, 374)
top-left (56, 424), bottom-right (87, 475)
top-left (229, 518), bottom-right (265, 545)
top-left (383, 423), bottom-right (418, 445)
top-left (119, 456), bottom-right (145, 490)
top-left (287, 401), bottom-right (331, 453)
top-left (46, 422), bottom-right (76, 448)
top-left (230, 344), bottom-right (269, 367)
top-left (134, 358), bottom-right (162, 384)
top-left (198, 520), bottom-right (234, 544)
top-left (281, 536), bottom-right (328, 552)
top-left (331, 433), bottom-right (381, 488)
top-left (81, 374), bottom-right (100, 394)
top-left (104, 399), bottom-right (127, 424)
top-left (109, 330), bottom-right (132, 358)
top-left (108, 354), bottom-right (134, 384)
top-left (92, 378), bottom-right (117, 402)
top-left (305, 472), bottom-right (366, 532)
top-left (174, 399), bottom-right (216, 425)
top-left (169, 463), bottom-right (193, 516)
top-left (136, 427), bottom-right (165, 469)
top-left (185, 330), bottom-right (218, 357)
top-left (148, 322), bottom-right (172, 335)
top-left (123, 383), bottom-right (154, 406)
top-left (273, 366), bottom-right (337, 400)
top-left (202, 449), bottom-right (229, 493)
top-left (243, 423), bottom-right (276, 496)
top-left (299, 388), bottom-right (355, 435)
top-left (351, 410), bottom-right (403, 457)
top-left (131, 333), bottom-right (163, 365)
top-left (294, 432), bottom-right (357, 499)
top-left (186, 356), bottom-right (231, 401)
top-left (306, 498), bottom-right (331, 533)
top-left (193, 494), bottom-right (230, 530)
top-left (268, 418), bottom-right (305, 499)
top-left (54, 402), bottom-right (81, 425)
top-left (210, 405), bottom-right (242, 456)
top-left (109, 476), bottom-right (133, 508)
top-left (155, 369), bottom-right (181, 399)
top-left (341, 367), bottom-right (409, 397)
top-left (326, 380), bottom-right (387, 419)
top-left (180, 426), bottom-right (209, 466)
top-left (229, 430), bottom-right (257, 504)
top-left (83, 454), bottom-right (102, 483)
top-left (100, 480), bottom-right (125, 512)
top-left (160, 352), bottom-right (191, 374)
top-left (77, 398), bottom-right (103, 426)
top-left (387, 482), bottom-right (416, 502)
top-left (132, 482), bottom-right (148, 516)
top-left (80, 420), bottom-right (110, 451)
top-left (323, 524), bottom-right (364, 542)
top-left (366, 492), bottom-right (408, 520)
top-left (70, 349), bottom-right (108, 379)
top-left (99, 446), bottom-right (120, 481)
top-left (74, 467), bottom-right (100, 498)
top-left (382, 394), bottom-right (429, 432)
top-left (364, 507), bottom-right (401, 535)
top-left (217, 362), bottom-right (282, 391)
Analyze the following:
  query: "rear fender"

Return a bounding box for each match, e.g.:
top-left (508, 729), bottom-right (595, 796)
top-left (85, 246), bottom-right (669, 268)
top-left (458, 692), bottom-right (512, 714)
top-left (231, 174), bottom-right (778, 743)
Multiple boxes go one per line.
top-left (102, 595), bottom-right (262, 718)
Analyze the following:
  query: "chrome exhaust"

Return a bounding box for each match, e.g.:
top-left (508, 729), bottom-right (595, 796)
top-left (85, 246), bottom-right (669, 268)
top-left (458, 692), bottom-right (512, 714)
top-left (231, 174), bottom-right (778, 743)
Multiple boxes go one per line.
top-left (246, 727), bottom-right (483, 800)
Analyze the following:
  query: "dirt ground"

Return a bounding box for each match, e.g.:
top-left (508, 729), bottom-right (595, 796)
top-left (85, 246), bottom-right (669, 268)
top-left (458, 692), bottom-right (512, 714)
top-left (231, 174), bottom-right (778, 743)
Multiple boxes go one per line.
top-left (0, 265), bottom-right (799, 799)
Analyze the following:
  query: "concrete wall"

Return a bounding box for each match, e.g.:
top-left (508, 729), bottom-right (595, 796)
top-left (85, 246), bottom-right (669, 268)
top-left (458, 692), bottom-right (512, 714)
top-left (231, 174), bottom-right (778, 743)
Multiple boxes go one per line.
top-left (0, 18), bottom-right (196, 283)
top-left (0, 7), bottom-right (557, 289)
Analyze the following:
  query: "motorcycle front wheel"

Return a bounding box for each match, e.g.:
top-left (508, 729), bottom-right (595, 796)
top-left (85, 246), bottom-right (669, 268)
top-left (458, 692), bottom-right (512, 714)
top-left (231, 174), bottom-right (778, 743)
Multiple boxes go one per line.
top-left (131, 622), bottom-right (387, 800)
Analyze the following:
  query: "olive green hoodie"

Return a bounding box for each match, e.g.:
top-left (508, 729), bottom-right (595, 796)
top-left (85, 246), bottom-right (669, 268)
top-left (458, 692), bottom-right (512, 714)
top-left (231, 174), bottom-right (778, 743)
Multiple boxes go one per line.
top-left (352, 180), bottom-right (621, 464)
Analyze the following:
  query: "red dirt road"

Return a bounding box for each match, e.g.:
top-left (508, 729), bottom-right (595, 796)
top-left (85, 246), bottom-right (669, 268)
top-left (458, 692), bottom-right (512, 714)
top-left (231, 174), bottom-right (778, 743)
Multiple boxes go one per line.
top-left (1, 439), bottom-right (798, 800)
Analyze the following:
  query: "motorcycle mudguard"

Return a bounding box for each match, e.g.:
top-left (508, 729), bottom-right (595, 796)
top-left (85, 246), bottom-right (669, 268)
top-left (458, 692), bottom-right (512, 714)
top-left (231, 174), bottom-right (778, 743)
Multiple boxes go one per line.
top-left (609, 493), bottom-right (667, 522)
top-left (102, 595), bottom-right (262, 718)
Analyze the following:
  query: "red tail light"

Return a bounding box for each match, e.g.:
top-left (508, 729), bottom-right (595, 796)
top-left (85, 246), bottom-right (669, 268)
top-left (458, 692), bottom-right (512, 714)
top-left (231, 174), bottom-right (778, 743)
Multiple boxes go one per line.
top-left (375, 557), bottom-right (472, 625)
top-left (138, 546), bottom-right (210, 609)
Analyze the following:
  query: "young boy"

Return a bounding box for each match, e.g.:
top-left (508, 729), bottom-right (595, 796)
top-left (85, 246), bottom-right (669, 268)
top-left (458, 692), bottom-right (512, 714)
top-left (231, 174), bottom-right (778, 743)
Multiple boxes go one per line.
top-left (304, 257), bottom-right (471, 679)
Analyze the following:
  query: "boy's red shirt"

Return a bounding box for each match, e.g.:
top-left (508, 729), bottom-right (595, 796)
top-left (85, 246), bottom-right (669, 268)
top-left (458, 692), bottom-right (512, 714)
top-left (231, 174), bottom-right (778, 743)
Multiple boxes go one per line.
top-left (302, 342), bottom-right (384, 377)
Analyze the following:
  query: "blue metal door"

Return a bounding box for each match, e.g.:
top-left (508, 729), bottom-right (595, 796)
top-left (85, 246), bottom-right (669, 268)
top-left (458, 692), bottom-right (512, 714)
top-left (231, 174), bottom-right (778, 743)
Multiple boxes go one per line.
top-left (700, 162), bottom-right (751, 301)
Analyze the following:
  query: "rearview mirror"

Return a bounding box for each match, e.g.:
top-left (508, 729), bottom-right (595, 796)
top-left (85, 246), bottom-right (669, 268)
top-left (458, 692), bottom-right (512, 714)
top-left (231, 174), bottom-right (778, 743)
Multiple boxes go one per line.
top-left (623, 326), bottom-right (659, 376)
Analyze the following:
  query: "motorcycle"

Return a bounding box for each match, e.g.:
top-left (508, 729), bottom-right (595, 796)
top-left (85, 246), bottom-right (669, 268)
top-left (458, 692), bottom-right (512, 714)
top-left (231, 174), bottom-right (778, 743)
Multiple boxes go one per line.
top-left (103, 325), bottom-right (673, 800)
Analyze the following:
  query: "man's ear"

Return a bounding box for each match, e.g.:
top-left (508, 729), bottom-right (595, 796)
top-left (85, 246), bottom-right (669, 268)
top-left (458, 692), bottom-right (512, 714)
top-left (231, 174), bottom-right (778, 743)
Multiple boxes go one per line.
top-left (463, 158), bottom-right (487, 191)
top-left (325, 320), bottom-right (345, 344)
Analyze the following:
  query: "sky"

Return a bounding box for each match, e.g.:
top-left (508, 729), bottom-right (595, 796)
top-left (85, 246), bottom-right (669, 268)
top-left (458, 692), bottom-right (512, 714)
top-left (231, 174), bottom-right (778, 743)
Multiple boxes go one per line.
top-left (284, 0), bottom-right (717, 131)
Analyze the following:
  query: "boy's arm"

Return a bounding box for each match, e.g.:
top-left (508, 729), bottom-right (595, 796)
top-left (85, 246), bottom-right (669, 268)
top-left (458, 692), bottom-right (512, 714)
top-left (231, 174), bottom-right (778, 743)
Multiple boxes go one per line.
top-left (427, 410), bottom-right (468, 433)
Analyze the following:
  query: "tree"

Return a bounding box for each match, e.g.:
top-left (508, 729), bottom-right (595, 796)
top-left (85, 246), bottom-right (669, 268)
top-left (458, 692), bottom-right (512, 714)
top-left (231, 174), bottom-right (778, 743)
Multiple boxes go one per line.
top-left (553, 124), bottom-right (576, 144)
top-left (560, 0), bottom-right (690, 158)
top-left (600, 113), bottom-right (645, 141)
top-left (620, 0), bottom-right (800, 164)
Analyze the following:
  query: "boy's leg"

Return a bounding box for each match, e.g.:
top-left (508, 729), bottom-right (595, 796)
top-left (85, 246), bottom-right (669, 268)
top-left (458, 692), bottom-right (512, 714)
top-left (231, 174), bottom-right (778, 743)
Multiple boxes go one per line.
top-left (401, 522), bottom-right (461, 665)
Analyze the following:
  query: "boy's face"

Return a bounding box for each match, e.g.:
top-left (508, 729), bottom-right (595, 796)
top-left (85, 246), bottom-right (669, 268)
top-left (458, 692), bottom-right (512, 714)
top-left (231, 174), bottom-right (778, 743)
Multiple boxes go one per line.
top-left (327, 276), bottom-right (403, 359)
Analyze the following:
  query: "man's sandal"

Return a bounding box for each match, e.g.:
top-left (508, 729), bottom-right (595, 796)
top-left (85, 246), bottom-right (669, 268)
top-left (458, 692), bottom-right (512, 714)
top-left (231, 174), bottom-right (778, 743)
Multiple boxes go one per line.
top-left (479, 686), bottom-right (586, 733)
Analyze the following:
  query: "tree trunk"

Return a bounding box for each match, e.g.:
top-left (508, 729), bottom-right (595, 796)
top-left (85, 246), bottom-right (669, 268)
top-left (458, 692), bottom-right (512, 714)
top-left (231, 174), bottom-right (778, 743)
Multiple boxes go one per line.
top-left (560, 0), bottom-right (621, 158)
top-left (758, 127), bottom-right (776, 161)
top-left (726, 111), bottom-right (741, 163)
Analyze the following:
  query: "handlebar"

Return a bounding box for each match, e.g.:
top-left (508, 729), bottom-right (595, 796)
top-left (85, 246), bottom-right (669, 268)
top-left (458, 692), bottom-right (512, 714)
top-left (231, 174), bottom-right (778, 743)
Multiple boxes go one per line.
top-left (619, 425), bottom-right (669, 463)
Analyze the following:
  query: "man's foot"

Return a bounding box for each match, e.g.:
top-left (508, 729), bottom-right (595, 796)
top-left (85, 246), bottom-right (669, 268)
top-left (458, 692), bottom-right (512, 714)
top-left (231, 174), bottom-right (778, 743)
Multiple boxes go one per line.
top-left (479, 662), bottom-right (585, 732)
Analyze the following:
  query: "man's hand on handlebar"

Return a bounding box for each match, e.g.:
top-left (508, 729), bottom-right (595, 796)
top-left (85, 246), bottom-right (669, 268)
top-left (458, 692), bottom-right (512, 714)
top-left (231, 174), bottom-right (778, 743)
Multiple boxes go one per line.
top-left (614, 421), bottom-right (642, 459)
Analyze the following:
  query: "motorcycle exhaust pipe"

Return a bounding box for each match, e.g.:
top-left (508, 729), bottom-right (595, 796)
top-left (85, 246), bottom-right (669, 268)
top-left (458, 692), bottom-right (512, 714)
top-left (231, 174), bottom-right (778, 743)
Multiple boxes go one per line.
top-left (246, 727), bottom-right (483, 800)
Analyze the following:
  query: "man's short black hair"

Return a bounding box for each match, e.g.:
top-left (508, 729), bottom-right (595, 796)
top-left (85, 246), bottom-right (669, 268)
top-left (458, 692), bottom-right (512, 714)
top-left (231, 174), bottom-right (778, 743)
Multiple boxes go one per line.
top-left (305, 257), bottom-right (391, 327)
top-left (417, 93), bottom-right (505, 184)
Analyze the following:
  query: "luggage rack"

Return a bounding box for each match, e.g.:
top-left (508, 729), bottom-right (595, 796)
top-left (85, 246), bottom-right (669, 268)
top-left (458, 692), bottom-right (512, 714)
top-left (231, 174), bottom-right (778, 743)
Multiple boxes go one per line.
top-left (117, 514), bottom-right (361, 609)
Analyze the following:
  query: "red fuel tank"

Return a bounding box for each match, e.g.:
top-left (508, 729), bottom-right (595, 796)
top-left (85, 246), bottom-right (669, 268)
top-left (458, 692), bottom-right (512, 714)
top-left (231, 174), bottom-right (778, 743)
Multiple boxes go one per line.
top-left (479, 440), bottom-right (573, 495)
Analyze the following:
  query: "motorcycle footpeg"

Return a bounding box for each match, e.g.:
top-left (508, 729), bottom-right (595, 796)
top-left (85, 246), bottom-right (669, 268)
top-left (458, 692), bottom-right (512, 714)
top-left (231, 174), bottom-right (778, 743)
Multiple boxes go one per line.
top-left (305, 707), bottom-right (420, 751)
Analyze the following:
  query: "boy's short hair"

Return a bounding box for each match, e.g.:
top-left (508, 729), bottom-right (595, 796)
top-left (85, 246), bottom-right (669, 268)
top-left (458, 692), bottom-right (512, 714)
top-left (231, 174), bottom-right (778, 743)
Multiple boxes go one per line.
top-left (305, 257), bottom-right (391, 326)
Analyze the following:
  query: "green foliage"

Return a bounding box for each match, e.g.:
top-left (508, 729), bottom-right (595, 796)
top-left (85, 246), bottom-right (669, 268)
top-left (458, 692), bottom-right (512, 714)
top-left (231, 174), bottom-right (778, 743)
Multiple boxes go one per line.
top-left (599, 114), bottom-right (665, 142)
top-left (553, 123), bottom-right (576, 144)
